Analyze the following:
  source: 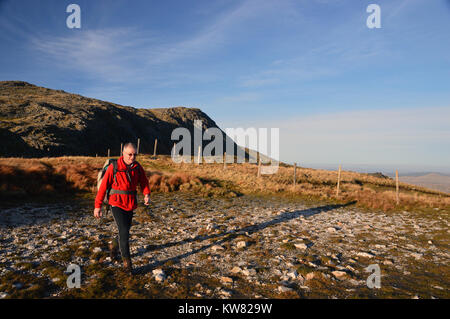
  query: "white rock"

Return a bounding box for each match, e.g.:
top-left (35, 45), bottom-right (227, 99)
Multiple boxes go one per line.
top-left (287, 270), bottom-right (298, 280)
top-left (332, 271), bottom-right (347, 279)
top-left (93, 247), bottom-right (102, 253)
top-left (236, 241), bottom-right (247, 249)
top-left (357, 252), bottom-right (374, 258)
top-left (0, 292), bottom-right (8, 299)
top-left (411, 253), bottom-right (423, 260)
top-left (278, 286), bottom-right (293, 293)
top-left (299, 286), bottom-right (310, 290)
top-left (211, 245), bottom-right (225, 252)
top-left (327, 227), bottom-right (337, 233)
top-left (152, 268), bottom-right (165, 276)
top-left (155, 274), bottom-right (166, 282)
top-left (294, 243), bottom-right (307, 250)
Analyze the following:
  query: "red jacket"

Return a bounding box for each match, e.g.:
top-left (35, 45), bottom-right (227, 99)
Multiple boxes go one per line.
top-left (95, 156), bottom-right (150, 211)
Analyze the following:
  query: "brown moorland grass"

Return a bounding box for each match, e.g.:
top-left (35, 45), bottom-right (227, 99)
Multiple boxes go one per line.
top-left (0, 155), bottom-right (449, 212)
top-left (0, 156), bottom-right (205, 199)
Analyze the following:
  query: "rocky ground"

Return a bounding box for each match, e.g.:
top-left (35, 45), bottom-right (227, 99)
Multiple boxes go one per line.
top-left (0, 192), bottom-right (449, 299)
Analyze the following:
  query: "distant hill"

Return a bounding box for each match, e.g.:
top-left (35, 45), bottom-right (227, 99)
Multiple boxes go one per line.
top-left (0, 81), bottom-right (244, 158)
top-left (399, 173), bottom-right (450, 194)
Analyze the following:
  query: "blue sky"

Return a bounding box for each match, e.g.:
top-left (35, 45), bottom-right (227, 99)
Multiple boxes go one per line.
top-left (1, 0), bottom-right (449, 173)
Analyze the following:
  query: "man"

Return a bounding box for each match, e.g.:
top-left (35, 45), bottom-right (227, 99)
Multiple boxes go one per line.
top-left (94, 142), bottom-right (150, 274)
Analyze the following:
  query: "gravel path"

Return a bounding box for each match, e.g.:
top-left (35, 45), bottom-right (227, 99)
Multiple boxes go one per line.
top-left (1, 193), bottom-right (449, 298)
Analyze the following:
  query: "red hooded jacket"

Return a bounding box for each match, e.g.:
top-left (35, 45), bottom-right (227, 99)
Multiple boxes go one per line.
top-left (95, 156), bottom-right (150, 211)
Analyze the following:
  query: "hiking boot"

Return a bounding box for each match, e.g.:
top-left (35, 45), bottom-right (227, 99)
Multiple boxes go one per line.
top-left (108, 238), bottom-right (119, 262)
top-left (122, 257), bottom-right (133, 275)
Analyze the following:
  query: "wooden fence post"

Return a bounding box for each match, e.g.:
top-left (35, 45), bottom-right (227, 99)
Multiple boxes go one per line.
top-left (107, 149), bottom-right (110, 158)
top-left (153, 139), bottom-right (157, 157)
top-left (293, 163), bottom-right (297, 186)
top-left (223, 152), bottom-right (227, 169)
top-left (336, 164), bottom-right (341, 197)
top-left (197, 145), bottom-right (201, 164)
top-left (257, 158), bottom-right (261, 177)
top-left (137, 138), bottom-right (140, 154)
top-left (396, 170), bottom-right (399, 205)
top-left (120, 143), bottom-right (123, 157)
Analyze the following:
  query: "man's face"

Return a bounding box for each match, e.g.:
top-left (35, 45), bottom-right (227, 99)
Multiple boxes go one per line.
top-left (123, 147), bottom-right (137, 165)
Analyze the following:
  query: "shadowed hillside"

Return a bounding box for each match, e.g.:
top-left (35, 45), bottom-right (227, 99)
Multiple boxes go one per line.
top-left (0, 81), bottom-right (243, 158)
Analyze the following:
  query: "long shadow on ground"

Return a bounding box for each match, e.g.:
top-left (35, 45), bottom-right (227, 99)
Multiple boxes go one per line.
top-left (135, 201), bottom-right (356, 275)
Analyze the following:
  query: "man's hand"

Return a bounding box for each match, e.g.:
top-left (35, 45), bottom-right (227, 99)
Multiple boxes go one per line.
top-left (144, 194), bottom-right (150, 206)
top-left (94, 207), bottom-right (102, 219)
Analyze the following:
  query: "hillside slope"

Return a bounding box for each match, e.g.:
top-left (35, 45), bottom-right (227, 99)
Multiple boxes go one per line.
top-left (0, 81), bottom-right (239, 158)
top-left (399, 173), bottom-right (450, 194)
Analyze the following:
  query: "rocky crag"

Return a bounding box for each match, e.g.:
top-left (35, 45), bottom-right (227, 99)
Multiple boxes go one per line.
top-left (0, 81), bottom-right (240, 158)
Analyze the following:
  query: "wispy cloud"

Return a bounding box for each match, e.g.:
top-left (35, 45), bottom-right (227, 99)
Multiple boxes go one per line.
top-left (27, 0), bottom-right (301, 85)
top-left (31, 27), bottom-right (145, 82)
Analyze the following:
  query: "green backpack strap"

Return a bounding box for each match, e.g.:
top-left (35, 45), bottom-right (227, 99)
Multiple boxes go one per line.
top-left (112, 159), bottom-right (118, 184)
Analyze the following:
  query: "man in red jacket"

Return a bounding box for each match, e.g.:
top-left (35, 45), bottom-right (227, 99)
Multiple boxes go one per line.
top-left (94, 142), bottom-right (150, 274)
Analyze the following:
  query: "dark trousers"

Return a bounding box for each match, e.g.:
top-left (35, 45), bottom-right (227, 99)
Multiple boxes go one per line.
top-left (111, 206), bottom-right (134, 260)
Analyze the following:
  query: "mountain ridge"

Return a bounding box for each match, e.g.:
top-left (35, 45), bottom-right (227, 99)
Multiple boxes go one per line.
top-left (0, 81), bottom-right (240, 158)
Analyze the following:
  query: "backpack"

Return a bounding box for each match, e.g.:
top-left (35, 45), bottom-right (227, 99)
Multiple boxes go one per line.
top-left (96, 158), bottom-right (142, 206)
top-left (97, 159), bottom-right (119, 205)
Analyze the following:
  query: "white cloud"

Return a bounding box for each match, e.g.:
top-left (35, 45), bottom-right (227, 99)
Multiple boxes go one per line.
top-left (31, 27), bottom-right (149, 82)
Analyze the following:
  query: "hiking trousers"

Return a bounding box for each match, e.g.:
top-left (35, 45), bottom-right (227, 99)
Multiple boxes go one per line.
top-left (111, 206), bottom-right (134, 260)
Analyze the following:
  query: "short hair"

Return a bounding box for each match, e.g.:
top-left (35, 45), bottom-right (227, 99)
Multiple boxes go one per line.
top-left (123, 142), bottom-right (137, 151)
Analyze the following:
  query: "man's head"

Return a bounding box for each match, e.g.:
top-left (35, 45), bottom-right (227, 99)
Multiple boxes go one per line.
top-left (122, 142), bottom-right (137, 165)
